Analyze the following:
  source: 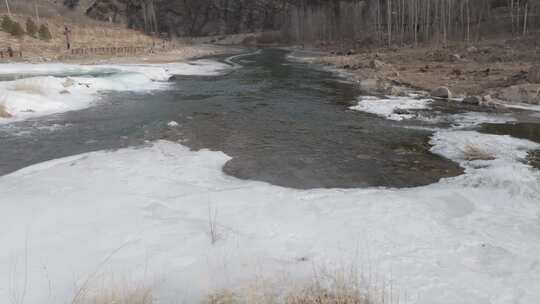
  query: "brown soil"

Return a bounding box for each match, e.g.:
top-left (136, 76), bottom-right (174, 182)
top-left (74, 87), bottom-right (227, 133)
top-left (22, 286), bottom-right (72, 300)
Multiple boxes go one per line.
top-left (310, 33), bottom-right (540, 103)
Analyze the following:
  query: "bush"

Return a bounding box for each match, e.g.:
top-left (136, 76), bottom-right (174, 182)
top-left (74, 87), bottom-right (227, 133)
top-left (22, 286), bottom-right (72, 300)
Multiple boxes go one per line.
top-left (26, 18), bottom-right (38, 37)
top-left (39, 24), bottom-right (52, 41)
top-left (1, 15), bottom-right (13, 33)
top-left (9, 20), bottom-right (25, 37)
top-left (1, 16), bottom-right (25, 37)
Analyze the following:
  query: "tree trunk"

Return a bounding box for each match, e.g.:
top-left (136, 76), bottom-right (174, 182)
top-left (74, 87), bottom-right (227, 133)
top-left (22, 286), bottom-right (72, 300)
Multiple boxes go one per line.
top-left (4, 0), bottom-right (10, 17)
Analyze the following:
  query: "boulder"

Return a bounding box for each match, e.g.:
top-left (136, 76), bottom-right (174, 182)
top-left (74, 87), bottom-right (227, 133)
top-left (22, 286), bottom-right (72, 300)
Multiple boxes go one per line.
top-left (528, 65), bottom-right (540, 83)
top-left (462, 96), bottom-right (481, 105)
top-left (431, 86), bottom-right (452, 99)
top-left (387, 86), bottom-right (407, 96)
top-left (499, 84), bottom-right (540, 105)
top-left (449, 54), bottom-right (461, 62)
top-left (467, 46), bottom-right (478, 53)
top-left (359, 78), bottom-right (380, 91)
top-left (59, 89), bottom-right (70, 94)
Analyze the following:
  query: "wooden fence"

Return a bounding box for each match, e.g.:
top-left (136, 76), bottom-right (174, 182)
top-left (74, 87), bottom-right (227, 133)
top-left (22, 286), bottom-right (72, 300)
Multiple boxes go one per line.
top-left (69, 46), bottom-right (149, 57)
top-left (0, 41), bottom-right (175, 62)
top-left (0, 48), bottom-right (23, 60)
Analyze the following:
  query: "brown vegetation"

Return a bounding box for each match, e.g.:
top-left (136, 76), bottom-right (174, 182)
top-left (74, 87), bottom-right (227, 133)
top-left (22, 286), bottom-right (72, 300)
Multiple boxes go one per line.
top-left (0, 103), bottom-right (12, 118)
top-left (463, 144), bottom-right (496, 161)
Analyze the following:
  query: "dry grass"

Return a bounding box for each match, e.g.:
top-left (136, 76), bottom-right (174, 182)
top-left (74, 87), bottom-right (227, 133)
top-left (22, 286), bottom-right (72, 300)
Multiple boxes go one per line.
top-left (11, 82), bottom-right (47, 95)
top-left (0, 103), bottom-right (11, 118)
top-left (463, 144), bottom-right (496, 161)
top-left (204, 269), bottom-right (389, 304)
top-left (72, 282), bottom-right (153, 304)
top-left (1, 13), bottom-right (154, 61)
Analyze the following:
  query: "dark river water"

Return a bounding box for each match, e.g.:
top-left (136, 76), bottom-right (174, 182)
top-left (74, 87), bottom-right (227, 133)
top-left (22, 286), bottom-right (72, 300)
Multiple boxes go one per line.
top-left (0, 49), bottom-right (487, 188)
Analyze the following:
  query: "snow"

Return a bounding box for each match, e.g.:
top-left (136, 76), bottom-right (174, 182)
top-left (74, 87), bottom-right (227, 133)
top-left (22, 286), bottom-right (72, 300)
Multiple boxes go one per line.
top-left (1, 130), bottom-right (539, 304)
top-left (0, 60), bottom-right (229, 122)
top-left (167, 120), bottom-right (179, 127)
top-left (350, 96), bottom-right (431, 121)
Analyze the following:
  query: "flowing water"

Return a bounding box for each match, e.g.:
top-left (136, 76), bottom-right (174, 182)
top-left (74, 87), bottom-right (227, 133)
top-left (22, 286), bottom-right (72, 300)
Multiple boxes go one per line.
top-left (0, 49), bottom-right (480, 188)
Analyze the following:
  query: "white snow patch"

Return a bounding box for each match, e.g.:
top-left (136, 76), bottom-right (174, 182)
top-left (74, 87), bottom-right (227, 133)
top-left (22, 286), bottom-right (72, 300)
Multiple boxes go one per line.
top-left (0, 60), bottom-right (230, 123)
top-left (167, 120), bottom-right (179, 127)
top-left (1, 130), bottom-right (539, 304)
top-left (351, 96), bottom-right (431, 121)
top-left (503, 103), bottom-right (540, 112)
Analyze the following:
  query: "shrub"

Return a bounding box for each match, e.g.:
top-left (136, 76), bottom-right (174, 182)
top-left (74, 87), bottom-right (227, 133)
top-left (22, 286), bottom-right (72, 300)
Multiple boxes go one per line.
top-left (26, 18), bottom-right (38, 37)
top-left (1, 15), bottom-right (13, 33)
top-left (9, 20), bottom-right (25, 37)
top-left (39, 24), bottom-right (52, 41)
top-left (2, 16), bottom-right (25, 37)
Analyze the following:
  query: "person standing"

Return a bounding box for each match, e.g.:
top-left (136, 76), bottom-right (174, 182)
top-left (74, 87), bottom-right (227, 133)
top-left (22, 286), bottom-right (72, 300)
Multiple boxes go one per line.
top-left (63, 26), bottom-right (72, 50)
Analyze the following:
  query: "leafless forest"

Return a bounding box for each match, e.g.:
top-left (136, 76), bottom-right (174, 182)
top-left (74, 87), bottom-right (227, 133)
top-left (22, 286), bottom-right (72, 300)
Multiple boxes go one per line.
top-left (76, 0), bottom-right (540, 46)
top-left (3, 0), bottom-right (540, 47)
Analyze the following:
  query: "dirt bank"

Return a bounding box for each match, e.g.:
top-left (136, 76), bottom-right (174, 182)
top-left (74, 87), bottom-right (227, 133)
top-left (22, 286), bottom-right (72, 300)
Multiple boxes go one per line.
top-left (307, 34), bottom-right (540, 107)
top-left (60, 44), bottom-right (240, 65)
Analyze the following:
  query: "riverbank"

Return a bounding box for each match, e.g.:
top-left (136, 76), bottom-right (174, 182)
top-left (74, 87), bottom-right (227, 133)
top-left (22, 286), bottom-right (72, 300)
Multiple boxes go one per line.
top-left (301, 34), bottom-right (540, 108)
top-left (59, 44), bottom-right (240, 64)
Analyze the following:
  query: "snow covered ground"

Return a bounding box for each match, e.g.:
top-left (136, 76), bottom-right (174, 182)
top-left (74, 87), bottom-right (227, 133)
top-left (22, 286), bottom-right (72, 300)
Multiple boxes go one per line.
top-left (1, 129), bottom-right (539, 304)
top-left (350, 95), bottom-right (431, 121)
top-left (0, 60), bottom-right (229, 122)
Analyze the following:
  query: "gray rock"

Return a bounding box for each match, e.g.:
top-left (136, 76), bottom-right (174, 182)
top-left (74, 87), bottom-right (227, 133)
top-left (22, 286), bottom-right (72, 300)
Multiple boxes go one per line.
top-left (359, 79), bottom-right (380, 91)
top-left (387, 86), bottom-right (407, 96)
top-left (462, 96), bottom-right (481, 105)
top-left (528, 65), bottom-right (540, 83)
top-left (431, 86), bottom-right (452, 99)
top-left (393, 108), bottom-right (411, 115)
top-left (467, 46), bottom-right (478, 53)
top-left (449, 54), bottom-right (461, 62)
top-left (59, 89), bottom-right (71, 95)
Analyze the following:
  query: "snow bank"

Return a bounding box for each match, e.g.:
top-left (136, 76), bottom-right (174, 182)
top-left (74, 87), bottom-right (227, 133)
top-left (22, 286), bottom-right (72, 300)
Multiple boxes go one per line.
top-left (351, 96), bottom-right (431, 121)
top-left (1, 130), bottom-right (539, 304)
top-left (0, 60), bottom-right (229, 122)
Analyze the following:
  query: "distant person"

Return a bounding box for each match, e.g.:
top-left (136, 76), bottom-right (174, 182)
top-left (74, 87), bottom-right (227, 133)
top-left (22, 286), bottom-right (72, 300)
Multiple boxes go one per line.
top-left (7, 46), bottom-right (14, 58)
top-left (64, 26), bottom-right (72, 50)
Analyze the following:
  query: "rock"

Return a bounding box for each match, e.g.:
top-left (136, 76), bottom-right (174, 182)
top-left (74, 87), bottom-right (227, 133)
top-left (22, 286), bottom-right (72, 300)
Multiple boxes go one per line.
top-left (370, 59), bottom-right (386, 69)
top-left (449, 54), bottom-right (461, 62)
top-left (393, 108), bottom-right (411, 115)
top-left (359, 79), bottom-right (380, 91)
top-left (451, 68), bottom-right (462, 76)
top-left (431, 86), bottom-right (452, 99)
top-left (346, 49), bottom-right (356, 56)
top-left (528, 65), bottom-right (540, 83)
top-left (0, 104), bottom-right (12, 118)
top-left (499, 84), bottom-right (540, 104)
top-left (462, 96), bottom-right (481, 105)
top-left (62, 78), bottom-right (75, 88)
top-left (387, 86), bottom-right (407, 96)
top-left (59, 90), bottom-right (70, 94)
top-left (482, 95), bottom-right (493, 102)
top-left (467, 46), bottom-right (478, 53)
